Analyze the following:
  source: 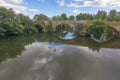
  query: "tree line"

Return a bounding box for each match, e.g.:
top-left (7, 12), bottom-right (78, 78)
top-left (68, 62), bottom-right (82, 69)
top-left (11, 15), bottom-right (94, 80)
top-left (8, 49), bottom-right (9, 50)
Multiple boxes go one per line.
top-left (34, 10), bottom-right (120, 21)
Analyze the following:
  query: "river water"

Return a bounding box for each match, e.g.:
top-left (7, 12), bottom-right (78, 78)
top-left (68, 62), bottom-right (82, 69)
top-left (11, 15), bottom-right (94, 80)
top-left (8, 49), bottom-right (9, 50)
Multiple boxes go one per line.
top-left (0, 34), bottom-right (120, 80)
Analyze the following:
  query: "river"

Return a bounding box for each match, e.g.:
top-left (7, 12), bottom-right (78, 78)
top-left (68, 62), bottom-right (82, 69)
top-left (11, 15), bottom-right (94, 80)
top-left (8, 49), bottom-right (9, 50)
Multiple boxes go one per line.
top-left (0, 33), bottom-right (120, 80)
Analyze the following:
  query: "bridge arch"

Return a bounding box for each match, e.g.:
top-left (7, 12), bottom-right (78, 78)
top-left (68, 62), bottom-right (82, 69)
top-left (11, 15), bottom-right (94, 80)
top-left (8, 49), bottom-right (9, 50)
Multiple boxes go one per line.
top-left (55, 23), bottom-right (72, 33)
top-left (52, 21), bottom-right (86, 33)
top-left (34, 21), bottom-right (47, 32)
top-left (107, 26), bottom-right (120, 37)
top-left (34, 24), bottom-right (43, 32)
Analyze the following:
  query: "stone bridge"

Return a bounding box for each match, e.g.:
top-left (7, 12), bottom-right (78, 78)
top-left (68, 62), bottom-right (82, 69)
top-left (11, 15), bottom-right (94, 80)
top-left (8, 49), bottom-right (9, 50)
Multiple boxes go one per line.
top-left (35, 21), bottom-right (120, 37)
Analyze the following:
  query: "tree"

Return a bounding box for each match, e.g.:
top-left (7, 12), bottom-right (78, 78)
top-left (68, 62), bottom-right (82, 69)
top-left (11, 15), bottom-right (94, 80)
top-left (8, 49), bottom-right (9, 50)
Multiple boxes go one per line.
top-left (76, 13), bottom-right (94, 20)
top-left (108, 9), bottom-right (117, 21)
top-left (0, 7), bottom-right (38, 37)
top-left (76, 13), bottom-right (82, 20)
top-left (74, 23), bottom-right (85, 35)
top-left (0, 24), bottom-right (6, 37)
top-left (88, 20), bottom-right (113, 40)
top-left (116, 11), bottom-right (120, 21)
top-left (0, 7), bottom-right (15, 22)
top-left (95, 10), bottom-right (107, 21)
top-left (33, 14), bottom-right (49, 21)
top-left (51, 16), bottom-right (60, 21)
top-left (17, 14), bottom-right (38, 34)
top-left (69, 15), bottom-right (75, 20)
top-left (46, 20), bottom-right (53, 33)
top-left (60, 13), bottom-right (68, 20)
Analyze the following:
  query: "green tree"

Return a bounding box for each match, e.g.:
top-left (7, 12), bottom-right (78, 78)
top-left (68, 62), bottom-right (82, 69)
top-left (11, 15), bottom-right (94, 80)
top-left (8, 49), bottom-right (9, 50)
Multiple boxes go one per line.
top-left (88, 20), bottom-right (113, 40)
top-left (46, 20), bottom-right (53, 33)
top-left (76, 13), bottom-right (94, 20)
top-left (0, 7), bottom-right (15, 21)
top-left (0, 25), bottom-right (6, 37)
top-left (51, 16), bottom-right (60, 21)
top-left (116, 12), bottom-right (120, 21)
top-left (69, 15), bottom-right (75, 20)
top-left (74, 23), bottom-right (85, 35)
top-left (0, 7), bottom-right (38, 37)
top-left (33, 14), bottom-right (49, 21)
top-left (108, 9), bottom-right (117, 21)
top-left (95, 10), bottom-right (107, 21)
top-left (60, 13), bottom-right (68, 20)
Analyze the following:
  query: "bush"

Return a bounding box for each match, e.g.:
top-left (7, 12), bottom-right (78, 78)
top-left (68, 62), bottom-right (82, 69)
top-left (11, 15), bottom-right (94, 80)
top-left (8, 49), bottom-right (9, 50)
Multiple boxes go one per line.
top-left (74, 23), bottom-right (85, 35)
top-left (56, 23), bottom-right (72, 33)
top-left (88, 21), bottom-right (113, 40)
top-left (0, 26), bottom-right (6, 37)
top-left (46, 20), bottom-right (53, 33)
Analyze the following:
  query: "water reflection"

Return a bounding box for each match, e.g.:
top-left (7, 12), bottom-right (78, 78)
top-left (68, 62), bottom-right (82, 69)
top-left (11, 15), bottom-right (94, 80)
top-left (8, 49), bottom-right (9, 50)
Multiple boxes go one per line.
top-left (0, 42), bottom-right (120, 80)
top-left (0, 34), bottom-right (120, 64)
top-left (59, 32), bottom-right (76, 40)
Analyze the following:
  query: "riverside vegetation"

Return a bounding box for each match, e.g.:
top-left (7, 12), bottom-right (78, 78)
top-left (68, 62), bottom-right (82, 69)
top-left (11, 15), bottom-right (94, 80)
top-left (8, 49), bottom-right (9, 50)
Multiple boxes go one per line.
top-left (0, 7), bottom-right (120, 40)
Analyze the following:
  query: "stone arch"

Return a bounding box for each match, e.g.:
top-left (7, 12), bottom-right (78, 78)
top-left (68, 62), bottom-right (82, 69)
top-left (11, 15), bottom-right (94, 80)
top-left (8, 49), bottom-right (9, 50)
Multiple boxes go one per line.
top-left (34, 24), bottom-right (43, 32)
top-left (108, 26), bottom-right (120, 37)
top-left (34, 21), bottom-right (46, 32)
top-left (54, 23), bottom-right (72, 33)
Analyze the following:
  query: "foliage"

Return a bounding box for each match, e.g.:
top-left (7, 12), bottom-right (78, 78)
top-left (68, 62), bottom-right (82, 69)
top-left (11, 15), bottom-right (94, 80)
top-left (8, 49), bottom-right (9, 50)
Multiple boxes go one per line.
top-left (0, 25), bottom-right (6, 36)
top-left (51, 9), bottom-right (120, 21)
top-left (34, 24), bottom-right (43, 32)
top-left (0, 7), bottom-right (38, 37)
top-left (56, 23), bottom-right (72, 33)
top-left (33, 14), bottom-right (50, 21)
top-left (76, 13), bottom-right (93, 20)
top-left (46, 20), bottom-right (53, 33)
top-left (59, 13), bottom-right (68, 20)
top-left (0, 7), bottom-right (119, 37)
top-left (88, 20), bottom-right (113, 39)
top-left (69, 15), bottom-right (75, 20)
top-left (51, 16), bottom-right (60, 21)
top-left (95, 10), bottom-right (107, 21)
top-left (74, 23), bottom-right (86, 35)
top-left (18, 15), bottom-right (38, 34)
top-left (107, 10), bottom-right (120, 21)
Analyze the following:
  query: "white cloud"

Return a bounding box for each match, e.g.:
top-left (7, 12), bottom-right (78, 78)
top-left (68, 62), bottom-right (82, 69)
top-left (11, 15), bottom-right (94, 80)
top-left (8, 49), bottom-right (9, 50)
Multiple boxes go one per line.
top-left (66, 0), bottom-right (120, 8)
top-left (0, 0), bottom-right (40, 16)
top-left (73, 9), bottom-right (81, 14)
top-left (57, 0), bottom-right (65, 6)
top-left (67, 2), bottom-right (83, 8)
top-left (2, 0), bottom-right (24, 4)
top-left (84, 0), bottom-right (120, 7)
top-left (28, 9), bottom-right (40, 12)
top-left (0, 0), bottom-right (27, 14)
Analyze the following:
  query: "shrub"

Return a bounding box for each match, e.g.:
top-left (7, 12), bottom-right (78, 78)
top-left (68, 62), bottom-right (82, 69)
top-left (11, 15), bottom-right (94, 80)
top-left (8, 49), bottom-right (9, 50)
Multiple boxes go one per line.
top-left (74, 23), bottom-right (86, 35)
top-left (56, 23), bottom-right (72, 33)
top-left (88, 21), bottom-right (113, 40)
top-left (46, 20), bottom-right (53, 33)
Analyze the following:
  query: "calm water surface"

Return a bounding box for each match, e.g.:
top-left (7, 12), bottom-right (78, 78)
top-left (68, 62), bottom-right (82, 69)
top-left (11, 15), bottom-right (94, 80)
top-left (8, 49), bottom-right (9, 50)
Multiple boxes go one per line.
top-left (0, 34), bottom-right (120, 80)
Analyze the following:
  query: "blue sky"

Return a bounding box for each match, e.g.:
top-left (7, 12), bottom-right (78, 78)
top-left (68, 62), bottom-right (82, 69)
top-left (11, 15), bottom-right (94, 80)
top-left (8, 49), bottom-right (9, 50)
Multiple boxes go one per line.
top-left (0, 0), bottom-right (120, 18)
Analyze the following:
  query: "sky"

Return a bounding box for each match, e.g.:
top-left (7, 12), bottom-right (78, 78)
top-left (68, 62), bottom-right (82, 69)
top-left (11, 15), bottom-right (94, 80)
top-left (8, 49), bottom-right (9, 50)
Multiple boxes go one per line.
top-left (0, 0), bottom-right (120, 18)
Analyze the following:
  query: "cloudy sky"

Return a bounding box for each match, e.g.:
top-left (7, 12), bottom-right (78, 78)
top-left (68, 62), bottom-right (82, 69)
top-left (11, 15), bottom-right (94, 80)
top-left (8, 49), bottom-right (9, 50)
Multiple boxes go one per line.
top-left (0, 0), bottom-right (120, 18)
